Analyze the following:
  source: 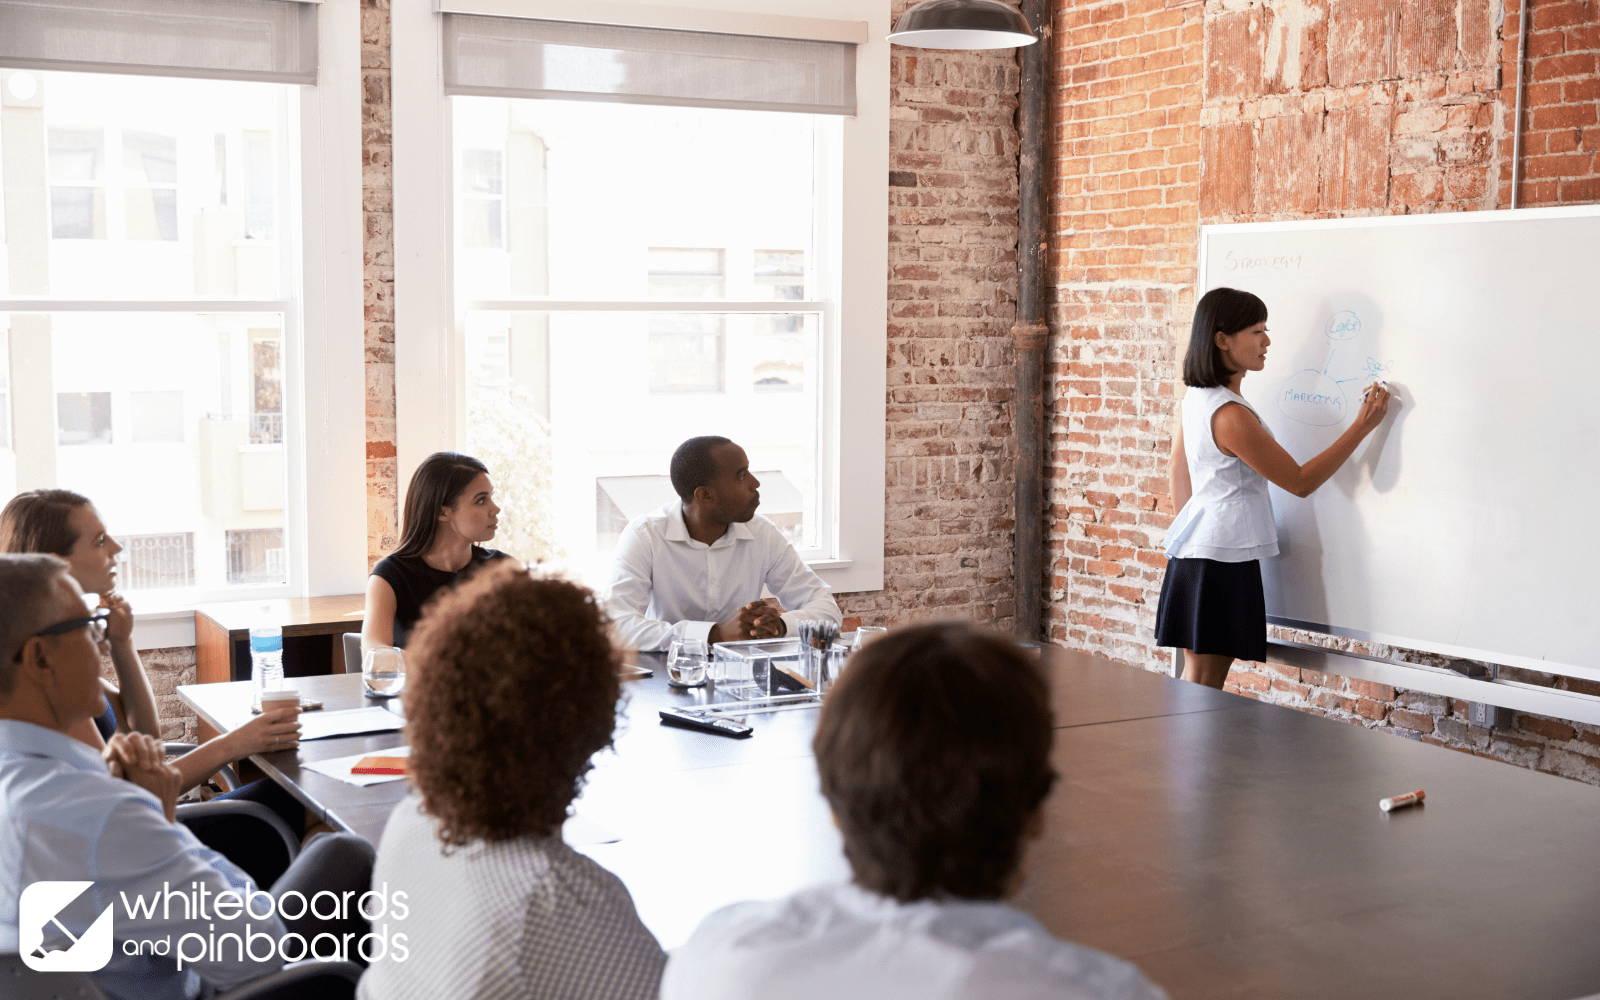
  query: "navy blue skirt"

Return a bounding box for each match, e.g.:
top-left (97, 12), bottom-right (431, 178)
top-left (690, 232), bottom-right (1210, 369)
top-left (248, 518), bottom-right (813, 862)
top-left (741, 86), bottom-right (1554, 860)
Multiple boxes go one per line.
top-left (1154, 557), bottom-right (1266, 662)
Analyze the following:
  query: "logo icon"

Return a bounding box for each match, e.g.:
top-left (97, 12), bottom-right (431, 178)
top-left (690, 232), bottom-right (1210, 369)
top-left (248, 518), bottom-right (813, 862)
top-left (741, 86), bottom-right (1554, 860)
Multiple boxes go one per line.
top-left (19, 881), bottom-right (115, 972)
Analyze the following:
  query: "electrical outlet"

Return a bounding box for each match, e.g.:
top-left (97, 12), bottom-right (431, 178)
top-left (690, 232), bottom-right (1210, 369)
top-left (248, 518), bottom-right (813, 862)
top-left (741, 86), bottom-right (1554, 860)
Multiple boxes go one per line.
top-left (1467, 701), bottom-right (1505, 729)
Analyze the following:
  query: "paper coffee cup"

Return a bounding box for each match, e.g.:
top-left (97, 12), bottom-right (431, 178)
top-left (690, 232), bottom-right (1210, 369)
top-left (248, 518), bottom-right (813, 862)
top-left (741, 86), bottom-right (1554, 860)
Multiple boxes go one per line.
top-left (261, 687), bottom-right (300, 713)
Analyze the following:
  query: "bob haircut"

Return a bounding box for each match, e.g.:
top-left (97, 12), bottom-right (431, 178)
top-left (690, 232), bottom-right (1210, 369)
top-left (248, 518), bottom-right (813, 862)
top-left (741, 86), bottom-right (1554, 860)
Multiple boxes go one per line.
top-left (812, 621), bottom-right (1057, 902)
top-left (390, 452), bottom-right (490, 560)
top-left (1183, 287), bottom-right (1268, 388)
top-left (404, 561), bottom-right (621, 845)
top-left (1, 489), bottom-right (93, 557)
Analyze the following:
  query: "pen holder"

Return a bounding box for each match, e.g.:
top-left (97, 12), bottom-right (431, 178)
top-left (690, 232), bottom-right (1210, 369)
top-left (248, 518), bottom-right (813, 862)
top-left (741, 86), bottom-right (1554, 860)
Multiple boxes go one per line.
top-left (711, 638), bottom-right (804, 700)
top-left (797, 619), bottom-right (841, 690)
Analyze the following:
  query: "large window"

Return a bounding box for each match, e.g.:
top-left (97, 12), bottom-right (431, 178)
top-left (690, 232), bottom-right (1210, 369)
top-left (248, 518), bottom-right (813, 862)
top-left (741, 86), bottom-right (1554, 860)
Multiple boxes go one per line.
top-left (0, 71), bottom-right (293, 601)
top-left (394, 0), bottom-right (888, 594)
top-left (455, 97), bottom-right (835, 584)
top-left (1, 0), bottom-right (367, 616)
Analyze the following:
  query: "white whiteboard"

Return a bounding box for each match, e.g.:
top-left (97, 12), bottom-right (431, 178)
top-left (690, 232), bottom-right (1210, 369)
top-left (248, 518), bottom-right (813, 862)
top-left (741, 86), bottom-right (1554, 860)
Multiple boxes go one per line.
top-left (1198, 207), bottom-right (1600, 680)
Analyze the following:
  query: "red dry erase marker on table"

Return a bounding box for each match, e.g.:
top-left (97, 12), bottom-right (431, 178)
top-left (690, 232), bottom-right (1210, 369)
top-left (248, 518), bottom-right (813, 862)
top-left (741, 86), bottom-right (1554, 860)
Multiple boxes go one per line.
top-left (1379, 789), bottom-right (1425, 812)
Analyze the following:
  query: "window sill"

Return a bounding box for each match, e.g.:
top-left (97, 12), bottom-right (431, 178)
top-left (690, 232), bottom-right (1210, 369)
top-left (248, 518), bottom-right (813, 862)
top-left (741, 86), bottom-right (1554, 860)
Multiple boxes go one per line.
top-left (130, 607), bottom-right (198, 652)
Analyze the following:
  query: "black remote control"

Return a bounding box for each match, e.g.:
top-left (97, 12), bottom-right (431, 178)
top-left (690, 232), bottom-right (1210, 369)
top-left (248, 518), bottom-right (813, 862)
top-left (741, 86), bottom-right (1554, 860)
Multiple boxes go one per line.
top-left (659, 707), bottom-right (754, 739)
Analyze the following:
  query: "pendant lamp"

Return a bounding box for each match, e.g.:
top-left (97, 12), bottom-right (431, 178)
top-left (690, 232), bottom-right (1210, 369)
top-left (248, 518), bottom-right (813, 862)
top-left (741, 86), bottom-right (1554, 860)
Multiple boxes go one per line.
top-left (887, 0), bottom-right (1037, 49)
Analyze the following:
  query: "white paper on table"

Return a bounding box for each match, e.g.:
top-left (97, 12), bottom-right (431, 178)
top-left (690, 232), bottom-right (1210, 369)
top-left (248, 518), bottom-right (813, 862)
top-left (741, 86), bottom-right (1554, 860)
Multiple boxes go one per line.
top-left (302, 746), bottom-right (410, 786)
top-left (298, 706), bottom-right (404, 742)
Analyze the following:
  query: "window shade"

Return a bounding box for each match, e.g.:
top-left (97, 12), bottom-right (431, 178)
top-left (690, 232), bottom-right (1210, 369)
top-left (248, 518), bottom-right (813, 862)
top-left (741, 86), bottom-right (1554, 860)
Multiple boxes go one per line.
top-left (442, 14), bottom-right (856, 116)
top-left (0, 0), bottom-right (317, 85)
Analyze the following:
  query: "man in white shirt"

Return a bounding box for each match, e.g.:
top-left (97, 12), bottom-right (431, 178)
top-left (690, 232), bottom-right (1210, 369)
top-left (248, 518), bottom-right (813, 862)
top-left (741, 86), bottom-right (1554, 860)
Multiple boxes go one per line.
top-left (605, 436), bottom-right (841, 651)
top-left (661, 622), bottom-right (1169, 1000)
top-left (0, 554), bottom-right (372, 1000)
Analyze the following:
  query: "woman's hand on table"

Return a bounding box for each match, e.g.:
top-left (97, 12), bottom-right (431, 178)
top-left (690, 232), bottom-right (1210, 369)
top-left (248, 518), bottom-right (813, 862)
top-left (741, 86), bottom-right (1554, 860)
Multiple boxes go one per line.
top-left (229, 706), bottom-right (303, 757)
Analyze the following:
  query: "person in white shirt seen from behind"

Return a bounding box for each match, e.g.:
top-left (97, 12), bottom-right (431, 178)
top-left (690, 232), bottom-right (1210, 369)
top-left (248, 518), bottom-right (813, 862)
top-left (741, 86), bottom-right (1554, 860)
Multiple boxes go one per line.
top-left (605, 435), bottom-right (841, 651)
top-left (662, 622), bottom-right (1169, 1000)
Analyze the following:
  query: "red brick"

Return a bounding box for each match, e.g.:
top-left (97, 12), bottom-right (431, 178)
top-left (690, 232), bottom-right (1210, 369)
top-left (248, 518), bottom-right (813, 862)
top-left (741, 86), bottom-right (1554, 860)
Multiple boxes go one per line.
top-left (1199, 121), bottom-right (1256, 216)
top-left (1397, 0), bottom-right (1458, 76)
top-left (1206, 8), bottom-right (1263, 100)
top-left (1272, 678), bottom-right (1312, 700)
top-left (1327, 0), bottom-right (1398, 86)
top-left (1323, 103), bottom-right (1391, 209)
top-left (1389, 709), bottom-right (1437, 733)
top-left (1518, 716), bottom-right (1577, 743)
top-left (1257, 112), bottom-right (1322, 213)
top-left (1347, 678), bottom-right (1396, 701)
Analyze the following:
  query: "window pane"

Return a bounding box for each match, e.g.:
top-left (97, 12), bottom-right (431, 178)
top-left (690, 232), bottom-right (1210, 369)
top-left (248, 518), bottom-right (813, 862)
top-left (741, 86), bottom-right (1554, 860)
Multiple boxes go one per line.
top-left (50, 187), bottom-right (105, 240)
top-left (117, 532), bottom-right (194, 590)
top-left (48, 127), bottom-right (104, 181)
top-left (465, 310), bottom-right (821, 583)
top-left (226, 527), bottom-right (286, 585)
top-left (453, 98), bottom-right (818, 303)
top-left (57, 392), bottom-right (112, 445)
top-left (3, 71), bottom-right (289, 295)
top-left (5, 311), bottom-right (287, 601)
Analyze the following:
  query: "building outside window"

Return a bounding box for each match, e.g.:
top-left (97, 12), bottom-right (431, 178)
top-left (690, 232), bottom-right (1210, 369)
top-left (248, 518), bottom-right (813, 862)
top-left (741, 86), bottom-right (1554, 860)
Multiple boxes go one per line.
top-left (648, 247), bottom-right (726, 394)
top-left (455, 94), bottom-right (833, 583)
top-left (117, 531), bottom-right (195, 590)
top-left (2, 66), bottom-right (295, 600)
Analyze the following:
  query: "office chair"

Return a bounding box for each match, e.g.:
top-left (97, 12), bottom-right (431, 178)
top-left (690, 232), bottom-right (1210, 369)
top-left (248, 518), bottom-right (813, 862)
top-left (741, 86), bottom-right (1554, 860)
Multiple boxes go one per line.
top-left (342, 631), bottom-right (363, 675)
top-left (176, 799), bottom-right (301, 888)
top-left (0, 953), bottom-right (362, 1000)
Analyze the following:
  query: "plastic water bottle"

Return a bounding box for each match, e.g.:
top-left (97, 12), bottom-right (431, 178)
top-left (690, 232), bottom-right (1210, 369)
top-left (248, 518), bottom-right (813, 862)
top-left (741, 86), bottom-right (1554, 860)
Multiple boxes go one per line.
top-left (250, 607), bottom-right (284, 707)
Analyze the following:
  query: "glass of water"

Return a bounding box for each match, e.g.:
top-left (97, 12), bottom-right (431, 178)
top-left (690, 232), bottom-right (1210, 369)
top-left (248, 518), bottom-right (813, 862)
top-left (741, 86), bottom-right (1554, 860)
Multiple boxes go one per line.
top-left (362, 645), bottom-right (406, 698)
top-left (851, 626), bottom-right (888, 653)
top-left (667, 638), bottom-right (709, 688)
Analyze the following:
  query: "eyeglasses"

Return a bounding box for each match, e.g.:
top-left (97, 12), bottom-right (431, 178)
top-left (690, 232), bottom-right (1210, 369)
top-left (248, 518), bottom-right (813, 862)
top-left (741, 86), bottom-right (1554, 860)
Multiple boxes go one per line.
top-left (35, 608), bottom-right (111, 645)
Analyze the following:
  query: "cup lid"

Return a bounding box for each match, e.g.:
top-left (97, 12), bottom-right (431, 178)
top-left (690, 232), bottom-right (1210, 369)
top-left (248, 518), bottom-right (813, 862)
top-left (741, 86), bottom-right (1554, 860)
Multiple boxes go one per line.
top-left (262, 687), bottom-right (300, 700)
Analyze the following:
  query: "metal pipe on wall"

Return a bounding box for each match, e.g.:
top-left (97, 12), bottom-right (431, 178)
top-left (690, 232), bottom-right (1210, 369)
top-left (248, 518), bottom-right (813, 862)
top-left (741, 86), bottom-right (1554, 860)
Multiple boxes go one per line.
top-left (1012, 0), bottom-right (1051, 641)
top-left (1511, 0), bottom-right (1531, 209)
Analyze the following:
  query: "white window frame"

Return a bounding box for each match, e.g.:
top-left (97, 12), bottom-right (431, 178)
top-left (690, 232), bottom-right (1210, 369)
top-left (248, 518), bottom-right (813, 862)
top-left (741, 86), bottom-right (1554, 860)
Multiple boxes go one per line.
top-left (393, 0), bottom-right (888, 594)
top-left (0, 0), bottom-right (368, 648)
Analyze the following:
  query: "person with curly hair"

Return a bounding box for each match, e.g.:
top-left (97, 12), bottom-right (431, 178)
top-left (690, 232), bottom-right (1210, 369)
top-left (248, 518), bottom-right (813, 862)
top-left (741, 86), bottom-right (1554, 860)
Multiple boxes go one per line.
top-left (358, 560), bottom-right (665, 1000)
top-left (661, 622), bottom-right (1167, 1000)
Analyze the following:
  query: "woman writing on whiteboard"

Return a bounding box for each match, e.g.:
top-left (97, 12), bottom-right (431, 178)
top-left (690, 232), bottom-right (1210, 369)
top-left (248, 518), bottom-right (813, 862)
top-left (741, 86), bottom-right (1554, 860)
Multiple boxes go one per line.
top-left (1158, 287), bottom-right (1391, 689)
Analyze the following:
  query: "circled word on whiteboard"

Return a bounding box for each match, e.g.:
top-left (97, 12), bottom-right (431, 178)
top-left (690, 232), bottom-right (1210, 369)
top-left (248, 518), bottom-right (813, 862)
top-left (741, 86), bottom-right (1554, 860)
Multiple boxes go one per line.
top-left (1222, 250), bottom-right (1304, 272)
top-left (1278, 370), bottom-right (1347, 426)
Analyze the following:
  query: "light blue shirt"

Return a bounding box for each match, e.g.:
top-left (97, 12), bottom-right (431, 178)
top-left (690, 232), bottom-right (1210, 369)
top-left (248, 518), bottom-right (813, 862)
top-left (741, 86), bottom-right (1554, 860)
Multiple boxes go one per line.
top-left (1164, 386), bottom-right (1280, 562)
top-left (0, 720), bottom-right (285, 1000)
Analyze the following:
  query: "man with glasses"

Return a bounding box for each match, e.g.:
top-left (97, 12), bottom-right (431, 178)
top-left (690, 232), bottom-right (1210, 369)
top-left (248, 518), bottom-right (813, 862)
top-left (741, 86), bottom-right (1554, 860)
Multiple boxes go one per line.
top-left (0, 554), bottom-right (371, 1000)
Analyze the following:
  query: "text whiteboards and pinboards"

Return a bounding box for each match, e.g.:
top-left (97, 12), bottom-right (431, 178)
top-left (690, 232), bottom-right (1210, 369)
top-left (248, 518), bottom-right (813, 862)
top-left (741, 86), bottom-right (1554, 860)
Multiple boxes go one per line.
top-left (1198, 207), bottom-right (1600, 680)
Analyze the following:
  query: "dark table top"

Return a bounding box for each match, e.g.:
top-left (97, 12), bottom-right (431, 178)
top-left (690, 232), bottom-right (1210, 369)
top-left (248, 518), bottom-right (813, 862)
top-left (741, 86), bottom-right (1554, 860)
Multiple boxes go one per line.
top-left (179, 649), bottom-right (1600, 998)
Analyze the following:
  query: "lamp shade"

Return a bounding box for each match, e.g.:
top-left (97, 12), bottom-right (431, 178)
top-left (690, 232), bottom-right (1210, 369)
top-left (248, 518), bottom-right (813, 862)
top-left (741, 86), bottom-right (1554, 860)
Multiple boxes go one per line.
top-left (887, 0), bottom-right (1037, 49)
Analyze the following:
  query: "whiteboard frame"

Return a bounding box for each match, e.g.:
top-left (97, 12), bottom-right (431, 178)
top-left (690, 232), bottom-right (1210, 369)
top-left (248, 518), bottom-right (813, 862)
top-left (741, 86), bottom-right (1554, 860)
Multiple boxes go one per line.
top-left (1197, 205), bottom-right (1600, 685)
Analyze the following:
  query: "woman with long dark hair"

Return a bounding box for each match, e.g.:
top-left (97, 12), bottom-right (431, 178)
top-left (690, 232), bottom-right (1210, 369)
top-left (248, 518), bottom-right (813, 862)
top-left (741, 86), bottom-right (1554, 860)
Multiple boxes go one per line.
top-left (362, 451), bottom-right (509, 649)
top-left (1156, 288), bottom-right (1392, 689)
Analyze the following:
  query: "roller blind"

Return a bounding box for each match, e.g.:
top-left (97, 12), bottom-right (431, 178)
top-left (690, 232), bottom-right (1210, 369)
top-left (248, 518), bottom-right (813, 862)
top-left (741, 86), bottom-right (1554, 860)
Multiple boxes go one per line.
top-left (0, 0), bottom-right (318, 84)
top-left (442, 13), bottom-right (856, 116)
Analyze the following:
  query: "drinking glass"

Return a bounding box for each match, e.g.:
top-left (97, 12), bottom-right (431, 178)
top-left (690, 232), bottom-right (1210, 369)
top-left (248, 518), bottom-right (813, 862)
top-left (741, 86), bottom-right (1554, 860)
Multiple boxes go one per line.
top-left (362, 646), bottom-right (406, 698)
top-left (667, 638), bottom-right (709, 688)
top-left (851, 626), bottom-right (888, 653)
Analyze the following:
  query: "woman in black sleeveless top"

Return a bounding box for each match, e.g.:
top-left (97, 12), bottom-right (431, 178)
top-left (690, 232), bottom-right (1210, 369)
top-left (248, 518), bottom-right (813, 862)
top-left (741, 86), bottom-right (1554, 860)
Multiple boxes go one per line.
top-left (364, 452), bottom-right (510, 649)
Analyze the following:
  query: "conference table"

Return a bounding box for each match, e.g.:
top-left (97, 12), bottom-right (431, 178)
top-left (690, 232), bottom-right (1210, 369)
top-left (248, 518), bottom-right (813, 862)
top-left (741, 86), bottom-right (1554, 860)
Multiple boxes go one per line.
top-left (178, 648), bottom-right (1600, 1000)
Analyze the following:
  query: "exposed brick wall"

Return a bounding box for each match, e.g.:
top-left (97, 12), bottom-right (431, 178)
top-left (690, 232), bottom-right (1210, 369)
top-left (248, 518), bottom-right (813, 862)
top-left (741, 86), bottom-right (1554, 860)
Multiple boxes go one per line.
top-left (1046, 0), bottom-right (1204, 661)
top-left (363, 0), bottom-right (399, 566)
top-left (836, 1), bottom-right (1025, 630)
top-left (1047, 0), bottom-right (1600, 784)
top-left (102, 646), bottom-right (199, 744)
